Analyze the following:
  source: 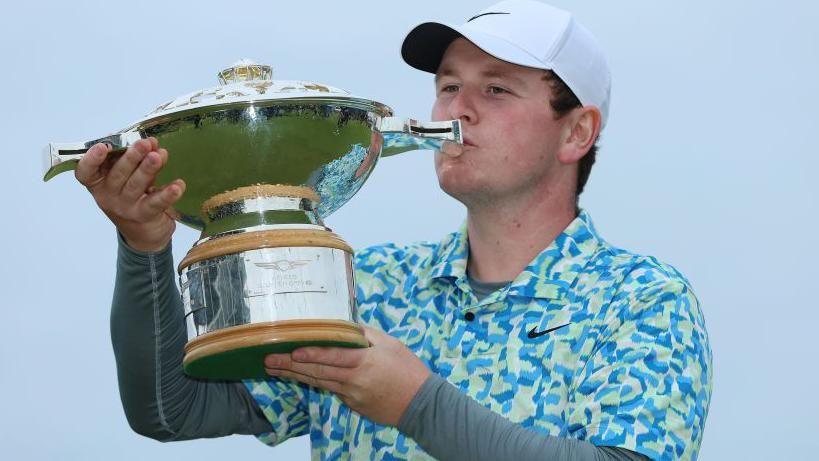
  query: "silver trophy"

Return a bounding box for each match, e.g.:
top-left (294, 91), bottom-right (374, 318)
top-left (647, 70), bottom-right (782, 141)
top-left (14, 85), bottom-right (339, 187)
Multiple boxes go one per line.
top-left (43, 59), bottom-right (462, 380)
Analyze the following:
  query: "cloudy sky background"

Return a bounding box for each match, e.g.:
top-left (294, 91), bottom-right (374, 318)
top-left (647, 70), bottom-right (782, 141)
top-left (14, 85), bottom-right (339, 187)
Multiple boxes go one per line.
top-left (1, 0), bottom-right (817, 459)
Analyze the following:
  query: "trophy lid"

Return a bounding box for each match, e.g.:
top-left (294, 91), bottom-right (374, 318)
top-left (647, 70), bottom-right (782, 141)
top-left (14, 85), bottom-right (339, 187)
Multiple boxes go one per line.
top-left (138, 59), bottom-right (382, 123)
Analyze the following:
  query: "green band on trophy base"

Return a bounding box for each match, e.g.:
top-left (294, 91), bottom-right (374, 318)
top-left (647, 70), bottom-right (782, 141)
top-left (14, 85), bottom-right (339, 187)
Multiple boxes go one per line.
top-left (184, 340), bottom-right (367, 380)
top-left (182, 319), bottom-right (370, 380)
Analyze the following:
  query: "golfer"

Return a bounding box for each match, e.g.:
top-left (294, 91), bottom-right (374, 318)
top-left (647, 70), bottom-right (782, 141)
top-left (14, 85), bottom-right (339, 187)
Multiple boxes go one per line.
top-left (76, 1), bottom-right (711, 459)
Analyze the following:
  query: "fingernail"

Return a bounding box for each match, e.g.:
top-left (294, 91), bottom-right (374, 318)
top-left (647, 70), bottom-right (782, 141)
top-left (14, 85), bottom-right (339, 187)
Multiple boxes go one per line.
top-left (265, 356), bottom-right (280, 367)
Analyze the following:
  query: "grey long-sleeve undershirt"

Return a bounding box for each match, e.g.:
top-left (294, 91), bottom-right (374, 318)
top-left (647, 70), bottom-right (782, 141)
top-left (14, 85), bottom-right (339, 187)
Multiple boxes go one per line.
top-left (111, 235), bottom-right (271, 439)
top-left (111, 235), bottom-right (647, 460)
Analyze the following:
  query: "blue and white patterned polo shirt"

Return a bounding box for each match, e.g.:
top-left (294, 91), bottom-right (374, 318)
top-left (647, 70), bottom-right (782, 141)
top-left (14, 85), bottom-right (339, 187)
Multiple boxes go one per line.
top-left (245, 211), bottom-right (712, 460)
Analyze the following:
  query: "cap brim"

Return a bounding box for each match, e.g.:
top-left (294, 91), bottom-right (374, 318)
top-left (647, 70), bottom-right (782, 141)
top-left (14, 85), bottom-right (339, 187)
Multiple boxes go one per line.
top-left (401, 22), bottom-right (463, 74)
top-left (402, 22), bottom-right (549, 74)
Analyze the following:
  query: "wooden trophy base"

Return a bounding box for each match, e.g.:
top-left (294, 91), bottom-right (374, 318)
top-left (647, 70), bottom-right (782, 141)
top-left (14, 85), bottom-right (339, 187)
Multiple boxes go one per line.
top-left (183, 319), bottom-right (369, 380)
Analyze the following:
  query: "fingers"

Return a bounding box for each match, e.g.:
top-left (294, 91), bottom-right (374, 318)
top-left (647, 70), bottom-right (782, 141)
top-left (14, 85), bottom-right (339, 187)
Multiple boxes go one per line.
top-left (263, 346), bottom-right (370, 395)
top-left (266, 368), bottom-right (345, 394)
top-left (75, 142), bottom-right (113, 188)
top-left (121, 148), bottom-right (167, 202)
top-left (156, 144), bottom-right (169, 167)
top-left (105, 138), bottom-right (155, 193)
top-left (264, 354), bottom-right (352, 384)
top-left (263, 343), bottom-right (373, 397)
top-left (292, 346), bottom-right (366, 368)
top-left (135, 179), bottom-right (185, 221)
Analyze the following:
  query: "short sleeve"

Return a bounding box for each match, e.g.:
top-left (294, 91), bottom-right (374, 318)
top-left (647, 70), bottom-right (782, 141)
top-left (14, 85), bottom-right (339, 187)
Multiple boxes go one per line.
top-left (243, 377), bottom-right (311, 446)
top-left (566, 266), bottom-right (712, 460)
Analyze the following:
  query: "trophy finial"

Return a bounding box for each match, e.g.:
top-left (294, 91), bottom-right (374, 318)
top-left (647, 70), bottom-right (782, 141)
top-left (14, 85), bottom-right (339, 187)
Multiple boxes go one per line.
top-left (218, 59), bottom-right (273, 85)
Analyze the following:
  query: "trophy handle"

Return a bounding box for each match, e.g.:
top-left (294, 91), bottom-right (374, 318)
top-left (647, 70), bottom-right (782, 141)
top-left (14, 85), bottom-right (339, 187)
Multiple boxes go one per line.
top-left (42, 132), bottom-right (142, 182)
top-left (378, 117), bottom-right (463, 157)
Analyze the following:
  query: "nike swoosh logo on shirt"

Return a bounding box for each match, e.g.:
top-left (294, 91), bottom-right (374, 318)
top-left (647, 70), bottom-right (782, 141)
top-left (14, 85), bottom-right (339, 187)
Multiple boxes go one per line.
top-left (527, 323), bottom-right (570, 339)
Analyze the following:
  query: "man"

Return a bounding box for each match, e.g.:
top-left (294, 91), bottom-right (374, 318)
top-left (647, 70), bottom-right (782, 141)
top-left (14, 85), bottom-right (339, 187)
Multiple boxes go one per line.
top-left (76, 1), bottom-right (711, 460)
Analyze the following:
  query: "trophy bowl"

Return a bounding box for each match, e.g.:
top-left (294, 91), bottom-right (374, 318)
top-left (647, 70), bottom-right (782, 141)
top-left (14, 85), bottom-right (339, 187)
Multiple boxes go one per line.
top-left (43, 60), bottom-right (461, 380)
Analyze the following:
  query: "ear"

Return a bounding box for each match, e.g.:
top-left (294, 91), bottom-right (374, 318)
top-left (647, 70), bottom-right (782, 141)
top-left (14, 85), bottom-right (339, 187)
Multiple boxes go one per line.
top-left (557, 106), bottom-right (601, 165)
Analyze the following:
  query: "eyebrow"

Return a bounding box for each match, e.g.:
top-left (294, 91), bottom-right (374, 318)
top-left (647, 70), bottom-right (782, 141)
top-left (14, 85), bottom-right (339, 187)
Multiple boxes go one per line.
top-left (435, 66), bottom-right (527, 87)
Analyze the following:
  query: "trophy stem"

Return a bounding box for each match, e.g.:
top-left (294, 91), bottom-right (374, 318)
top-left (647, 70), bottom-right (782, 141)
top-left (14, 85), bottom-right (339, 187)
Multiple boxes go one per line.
top-left (200, 184), bottom-right (323, 238)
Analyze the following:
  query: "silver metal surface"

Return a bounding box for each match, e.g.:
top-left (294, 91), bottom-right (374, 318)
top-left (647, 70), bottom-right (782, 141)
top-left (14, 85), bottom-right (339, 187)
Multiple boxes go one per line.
top-left (380, 118), bottom-right (463, 157)
top-left (206, 196), bottom-right (315, 219)
top-left (217, 59), bottom-right (272, 85)
top-left (194, 224), bottom-right (327, 246)
top-left (379, 117), bottom-right (462, 142)
top-left (204, 196), bottom-right (322, 237)
top-left (180, 245), bottom-right (355, 340)
top-left (43, 102), bottom-right (460, 234)
top-left (43, 132), bottom-right (143, 181)
top-left (42, 60), bottom-right (463, 236)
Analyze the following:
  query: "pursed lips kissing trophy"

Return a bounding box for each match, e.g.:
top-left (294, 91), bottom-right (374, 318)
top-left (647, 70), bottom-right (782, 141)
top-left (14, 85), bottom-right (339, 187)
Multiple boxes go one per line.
top-left (43, 59), bottom-right (462, 380)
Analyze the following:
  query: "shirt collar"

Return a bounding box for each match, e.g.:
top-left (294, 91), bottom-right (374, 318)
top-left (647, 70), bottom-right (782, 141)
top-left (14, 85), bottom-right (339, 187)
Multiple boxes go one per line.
top-left (430, 210), bottom-right (604, 300)
top-left (430, 222), bottom-right (470, 281)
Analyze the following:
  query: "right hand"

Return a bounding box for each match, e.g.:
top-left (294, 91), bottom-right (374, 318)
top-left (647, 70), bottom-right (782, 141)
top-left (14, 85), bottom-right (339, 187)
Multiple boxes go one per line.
top-left (75, 137), bottom-right (186, 252)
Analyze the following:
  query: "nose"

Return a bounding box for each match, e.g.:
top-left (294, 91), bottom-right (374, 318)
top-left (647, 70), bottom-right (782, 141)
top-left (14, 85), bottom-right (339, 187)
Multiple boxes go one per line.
top-left (447, 89), bottom-right (477, 125)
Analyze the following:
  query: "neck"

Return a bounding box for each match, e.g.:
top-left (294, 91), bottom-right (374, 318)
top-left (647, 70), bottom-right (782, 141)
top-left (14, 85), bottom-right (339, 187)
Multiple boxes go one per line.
top-left (465, 183), bottom-right (577, 283)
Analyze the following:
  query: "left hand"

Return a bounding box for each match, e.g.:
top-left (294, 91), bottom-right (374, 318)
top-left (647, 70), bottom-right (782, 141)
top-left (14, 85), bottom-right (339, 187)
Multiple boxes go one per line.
top-left (264, 326), bottom-right (431, 427)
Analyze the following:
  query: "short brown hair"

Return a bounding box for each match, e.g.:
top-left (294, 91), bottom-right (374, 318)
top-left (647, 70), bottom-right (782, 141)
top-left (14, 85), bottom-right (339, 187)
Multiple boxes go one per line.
top-left (542, 70), bottom-right (598, 197)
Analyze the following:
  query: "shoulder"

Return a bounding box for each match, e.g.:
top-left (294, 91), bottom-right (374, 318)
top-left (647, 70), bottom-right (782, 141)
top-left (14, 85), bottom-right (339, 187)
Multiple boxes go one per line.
top-left (352, 238), bottom-right (445, 297)
top-left (353, 240), bottom-right (439, 271)
top-left (587, 243), bottom-right (710, 364)
top-left (578, 247), bottom-right (712, 459)
top-left (353, 230), bottom-right (459, 278)
top-left (587, 240), bottom-right (698, 305)
top-left (351, 234), bottom-right (458, 327)
top-left (618, 251), bottom-right (700, 320)
top-left (578, 241), bottom-right (707, 344)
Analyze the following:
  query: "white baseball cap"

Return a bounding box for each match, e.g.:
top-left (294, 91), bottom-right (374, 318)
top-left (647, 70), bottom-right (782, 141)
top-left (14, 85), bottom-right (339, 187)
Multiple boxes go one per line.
top-left (401, 0), bottom-right (611, 127)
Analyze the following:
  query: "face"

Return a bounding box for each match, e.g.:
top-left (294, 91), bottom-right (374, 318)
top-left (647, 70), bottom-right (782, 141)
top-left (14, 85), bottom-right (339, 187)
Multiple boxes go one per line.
top-left (431, 38), bottom-right (570, 206)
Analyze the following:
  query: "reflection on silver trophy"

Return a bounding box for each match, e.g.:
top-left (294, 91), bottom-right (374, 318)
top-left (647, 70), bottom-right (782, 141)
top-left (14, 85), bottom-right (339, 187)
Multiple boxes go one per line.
top-left (43, 59), bottom-right (462, 379)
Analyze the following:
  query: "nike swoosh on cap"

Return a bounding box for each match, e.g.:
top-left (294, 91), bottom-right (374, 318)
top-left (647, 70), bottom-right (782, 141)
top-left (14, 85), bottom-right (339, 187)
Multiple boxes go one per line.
top-left (467, 12), bottom-right (510, 22)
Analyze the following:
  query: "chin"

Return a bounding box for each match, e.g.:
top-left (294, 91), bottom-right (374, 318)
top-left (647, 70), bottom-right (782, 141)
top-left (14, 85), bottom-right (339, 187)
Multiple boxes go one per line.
top-left (437, 174), bottom-right (483, 204)
top-left (435, 155), bottom-right (493, 200)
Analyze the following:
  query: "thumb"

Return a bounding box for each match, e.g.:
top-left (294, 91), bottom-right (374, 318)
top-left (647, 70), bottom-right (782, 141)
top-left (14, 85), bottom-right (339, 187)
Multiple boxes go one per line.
top-left (439, 140), bottom-right (464, 158)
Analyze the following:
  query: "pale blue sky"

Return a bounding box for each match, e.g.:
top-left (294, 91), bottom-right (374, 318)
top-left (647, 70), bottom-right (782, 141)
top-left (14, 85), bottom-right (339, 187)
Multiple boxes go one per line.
top-left (1, 1), bottom-right (817, 459)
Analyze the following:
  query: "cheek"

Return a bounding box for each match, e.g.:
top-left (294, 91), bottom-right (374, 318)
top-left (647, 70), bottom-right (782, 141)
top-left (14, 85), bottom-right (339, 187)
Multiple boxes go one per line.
top-left (431, 99), bottom-right (446, 122)
top-left (513, 112), bottom-right (560, 155)
top-left (486, 109), bottom-right (537, 152)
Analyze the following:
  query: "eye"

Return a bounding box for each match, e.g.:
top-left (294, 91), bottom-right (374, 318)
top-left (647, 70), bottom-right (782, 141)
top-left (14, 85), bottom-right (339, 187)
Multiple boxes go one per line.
top-left (487, 85), bottom-right (509, 95)
top-left (439, 84), bottom-right (459, 94)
